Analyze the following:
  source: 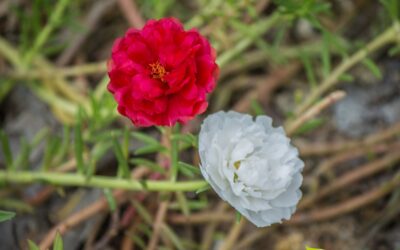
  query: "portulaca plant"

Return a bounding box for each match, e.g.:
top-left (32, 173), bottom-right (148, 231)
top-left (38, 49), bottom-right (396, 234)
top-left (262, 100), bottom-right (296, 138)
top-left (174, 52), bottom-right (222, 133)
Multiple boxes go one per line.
top-left (199, 111), bottom-right (304, 227)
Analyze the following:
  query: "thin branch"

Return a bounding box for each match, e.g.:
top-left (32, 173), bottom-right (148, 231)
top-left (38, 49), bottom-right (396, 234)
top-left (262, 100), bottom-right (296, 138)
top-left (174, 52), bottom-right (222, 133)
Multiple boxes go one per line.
top-left (146, 200), bottom-right (169, 250)
top-left (286, 90), bottom-right (346, 136)
top-left (0, 171), bottom-right (207, 192)
top-left (5, 61), bottom-right (107, 79)
top-left (219, 218), bottom-right (247, 250)
top-left (233, 63), bottom-right (300, 113)
top-left (295, 122), bottom-right (400, 156)
top-left (116, 0), bottom-right (145, 28)
top-left (314, 143), bottom-right (393, 176)
top-left (200, 203), bottom-right (228, 250)
top-left (39, 167), bottom-right (149, 250)
top-left (300, 149), bottom-right (400, 209)
top-left (294, 23), bottom-right (399, 117)
top-left (290, 172), bottom-right (400, 224)
top-left (57, 0), bottom-right (116, 65)
top-left (168, 211), bottom-right (234, 225)
top-left (234, 227), bottom-right (270, 250)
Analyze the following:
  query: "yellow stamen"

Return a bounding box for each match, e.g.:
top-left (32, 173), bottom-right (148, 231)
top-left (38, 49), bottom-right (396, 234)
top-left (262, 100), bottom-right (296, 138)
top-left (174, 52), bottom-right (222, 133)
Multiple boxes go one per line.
top-left (234, 161), bottom-right (241, 169)
top-left (149, 61), bottom-right (167, 81)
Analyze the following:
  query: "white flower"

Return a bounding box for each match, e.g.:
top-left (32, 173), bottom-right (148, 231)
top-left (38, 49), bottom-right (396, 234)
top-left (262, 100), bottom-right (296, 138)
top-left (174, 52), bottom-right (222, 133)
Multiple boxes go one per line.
top-left (199, 111), bottom-right (304, 227)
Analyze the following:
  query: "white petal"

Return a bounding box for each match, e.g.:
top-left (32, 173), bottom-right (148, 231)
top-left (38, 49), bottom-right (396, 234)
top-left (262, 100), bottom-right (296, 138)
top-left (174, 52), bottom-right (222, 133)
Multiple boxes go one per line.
top-left (198, 111), bottom-right (304, 228)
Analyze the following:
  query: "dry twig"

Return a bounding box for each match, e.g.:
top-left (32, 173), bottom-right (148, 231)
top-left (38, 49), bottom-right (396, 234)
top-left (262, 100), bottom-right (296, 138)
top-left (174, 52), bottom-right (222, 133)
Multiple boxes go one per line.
top-left (168, 211), bottom-right (234, 225)
top-left (219, 218), bottom-right (248, 250)
top-left (295, 122), bottom-right (400, 156)
top-left (300, 149), bottom-right (400, 209)
top-left (285, 90), bottom-right (346, 135)
top-left (146, 200), bottom-right (170, 250)
top-left (57, 0), bottom-right (116, 65)
top-left (39, 167), bottom-right (149, 250)
top-left (200, 203), bottom-right (228, 250)
top-left (117, 0), bottom-right (145, 28)
top-left (314, 143), bottom-right (393, 176)
top-left (290, 172), bottom-right (400, 224)
top-left (233, 63), bottom-right (300, 112)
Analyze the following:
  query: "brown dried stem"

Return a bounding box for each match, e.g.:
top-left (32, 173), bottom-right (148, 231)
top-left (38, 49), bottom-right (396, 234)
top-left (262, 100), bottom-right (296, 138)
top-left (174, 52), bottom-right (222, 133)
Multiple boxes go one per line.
top-left (233, 63), bottom-right (300, 113)
top-left (296, 122), bottom-right (400, 156)
top-left (219, 218), bottom-right (248, 250)
top-left (200, 203), bottom-right (228, 250)
top-left (168, 211), bottom-right (234, 225)
top-left (300, 149), bottom-right (400, 209)
top-left (116, 0), bottom-right (145, 28)
top-left (234, 227), bottom-right (271, 250)
top-left (39, 167), bottom-right (149, 250)
top-left (57, 0), bottom-right (116, 65)
top-left (294, 23), bottom-right (399, 117)
top-left (314, 143), bottom-right (393, 176)
top-left (290, 172), bottom-right (400, 224)
top-left (169, 169), bottom-right (400, 225)
top-left (285, 90), bottom-right (346, 136)
top-left (146, 200), bottom-right (170, 250)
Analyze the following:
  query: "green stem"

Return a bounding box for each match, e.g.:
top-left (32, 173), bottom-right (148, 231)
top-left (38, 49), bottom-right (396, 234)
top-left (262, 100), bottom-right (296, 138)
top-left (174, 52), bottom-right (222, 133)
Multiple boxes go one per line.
top-left (294, 22), bottom-right (400, 117)
top-left (217, 12), bottom-right (282, 67)
top-left (0, 171), bottom-right (208, 192)
top-left (0, 37), bottom-right (24, 68)
top-left (6, 61), bottom-right (107, 79)
top-left (167, 126), bottom-right (179, 182)
top-left (23, 0), bottom-right (70, 65)
top-left (0, 37), bottom-right (90, 119)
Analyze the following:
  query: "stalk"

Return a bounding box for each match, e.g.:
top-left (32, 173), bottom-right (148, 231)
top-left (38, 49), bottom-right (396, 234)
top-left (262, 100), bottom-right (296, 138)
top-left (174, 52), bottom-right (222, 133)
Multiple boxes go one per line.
top-left (0, 171), bottom-right (208, 192)
top-left (294, 23), bottom-right (400, 117)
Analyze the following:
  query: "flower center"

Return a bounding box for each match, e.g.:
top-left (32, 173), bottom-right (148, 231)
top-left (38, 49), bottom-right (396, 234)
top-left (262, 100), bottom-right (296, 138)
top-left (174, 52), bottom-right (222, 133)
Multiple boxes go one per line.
top-left (234, 161), bottom-right (241, 169)
top-left (149, 61), bottom-right (168, 81)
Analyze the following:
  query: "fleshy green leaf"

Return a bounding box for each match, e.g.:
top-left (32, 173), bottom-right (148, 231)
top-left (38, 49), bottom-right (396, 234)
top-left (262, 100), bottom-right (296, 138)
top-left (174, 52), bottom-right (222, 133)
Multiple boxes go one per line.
top-left (41, 137), bottom-right (61, 170)
top-left (380, 0), bottom-right (399, 21)
top-left (176, 191), bottom-right (190, 216)
top-left (195, 185), bottom-right (211, 194)
top-left (103, 188), bottom-right (116, 211)
top-left (251, 99), bottom-right (265, 115)
top-left (306, 246), bottom-right (323, 250)
top-left (338, 73), bottom-right (354, 82)
top-left (27, 240), bottom-right (40, 250)
top-left (388, 46), bottom-right (400, 56)
top-left (122, 128), bottom-right (130, 158)
top-left (132, 235), bottom-right (146, 249)
top-left (0, 80), bottom-right (14, 102)
top-left (362, 58), bottom-right (382, 79)
top-left (74, 122), bottom-right (85, 174)
top-left (171, 133), bottom-right (198, 148)
top-left (161, 224), bottom-right (185, 250)
top-left (300, 51), bottom-right (317, 89)
top-left (0, 130), bottom-right (13, 169)
top-left (321, 31), bottom-right (331, 77)
top-left (131, 201), bottom-right (153, 224)
top-left (169, 200), bottom-right (208, 210)
top-left (134, 144), bottom-right (166, 155)
top-left (236, 211), bottom-right (242, 223)
top-left (178, 161), bottom-right (201, 177)
top-left (53, 232), bottom-right (63, 250)
top-left (112, 136), bottom-right (130, 179)
top-left (131, 132), bottom-right (159, 145)
top-left (295, 118), bottom-right (325, 135)
top-left (55, 126), bottom-right (70, 165)
top-left (87, 142), bottom-right (112, 177)
top-left (0, 210), bottom-right (16, 222)
top-left (130, 158), bottom-right (165, 174)
top-left (13, 138), bottom-right (31, 170)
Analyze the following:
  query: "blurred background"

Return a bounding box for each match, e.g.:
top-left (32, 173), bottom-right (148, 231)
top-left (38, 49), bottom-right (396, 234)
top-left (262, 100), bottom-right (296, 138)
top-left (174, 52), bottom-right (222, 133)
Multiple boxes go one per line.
top-left (0, 0), bottom-right (400, 249)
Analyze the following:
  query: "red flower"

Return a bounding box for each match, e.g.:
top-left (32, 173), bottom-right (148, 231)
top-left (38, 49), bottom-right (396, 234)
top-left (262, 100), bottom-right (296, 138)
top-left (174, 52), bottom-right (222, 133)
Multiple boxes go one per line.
top-left (108, 18), bottom-right (219, 127)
